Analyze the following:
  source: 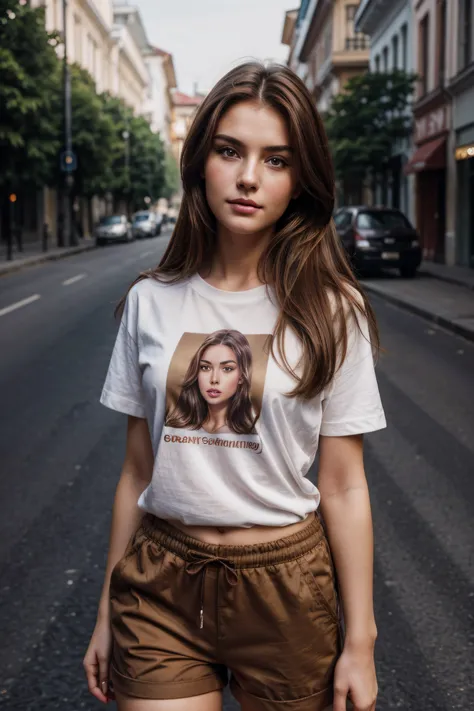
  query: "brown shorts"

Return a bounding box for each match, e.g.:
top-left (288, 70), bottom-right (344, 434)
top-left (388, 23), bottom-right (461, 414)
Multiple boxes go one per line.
top-left (109, 511), bottom-right (343, 710)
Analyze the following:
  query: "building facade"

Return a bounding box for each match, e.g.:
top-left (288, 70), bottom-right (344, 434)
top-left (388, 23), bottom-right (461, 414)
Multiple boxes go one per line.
top-left (142, 46), bottom-right (177, 144)
top-left (284, 0), bottom-right (370, 113)
top-left (170, 91), bottom-right (203, 162)
top-left (355, 0), bottom-right (415, 223)
top-left (401, 0), bottom-right (457, 264)
top-left (450, 0), bottom-right (474, 268)
top-left (23, 1), bottom-right (177, 244)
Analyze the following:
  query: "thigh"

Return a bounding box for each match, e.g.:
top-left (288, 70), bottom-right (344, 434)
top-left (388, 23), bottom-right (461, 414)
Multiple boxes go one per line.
top-left (116, 689), bottom-right (223, 711)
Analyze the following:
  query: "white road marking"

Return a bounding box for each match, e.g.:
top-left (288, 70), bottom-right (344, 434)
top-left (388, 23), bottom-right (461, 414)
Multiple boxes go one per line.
top-left (0, 294), bottom-right (41, 317)
top-left (139, 250), bottom-right (152, 258)
top-left (62, 273), bottom-right (87, 286)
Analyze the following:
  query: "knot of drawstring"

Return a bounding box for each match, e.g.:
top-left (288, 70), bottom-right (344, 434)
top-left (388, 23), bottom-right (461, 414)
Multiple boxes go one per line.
top-left (185, 551), bottom-right (239, 629)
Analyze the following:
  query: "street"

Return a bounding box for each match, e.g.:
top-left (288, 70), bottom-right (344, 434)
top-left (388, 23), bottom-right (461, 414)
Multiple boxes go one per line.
top-left (0, 234), bottom-right (473, 710)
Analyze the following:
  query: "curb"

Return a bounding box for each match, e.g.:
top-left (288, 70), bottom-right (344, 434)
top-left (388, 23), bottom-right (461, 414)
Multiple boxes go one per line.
top-left (419, 267), bottom-right (474, 292)
top-left (362, 282), bottom-right (474, 344)
top-left (0, 242), bottom-right (97, 277)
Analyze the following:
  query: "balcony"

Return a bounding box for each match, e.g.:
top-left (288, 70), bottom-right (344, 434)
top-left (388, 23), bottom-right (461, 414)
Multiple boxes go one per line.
top-left (345, 36), bottom-right (369, 51)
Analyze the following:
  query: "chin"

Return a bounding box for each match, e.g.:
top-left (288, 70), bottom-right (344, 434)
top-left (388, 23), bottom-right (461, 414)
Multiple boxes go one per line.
top-left (220, 215), bottom-right (270, 235)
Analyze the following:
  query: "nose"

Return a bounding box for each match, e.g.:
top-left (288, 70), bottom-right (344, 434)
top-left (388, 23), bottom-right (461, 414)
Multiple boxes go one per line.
top-left (237, 158), bottom-right (259, 192)
top-left (210, 368), bottom-right (220, 384)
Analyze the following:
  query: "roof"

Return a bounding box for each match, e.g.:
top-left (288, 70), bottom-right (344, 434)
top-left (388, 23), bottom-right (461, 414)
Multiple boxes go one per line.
top-left (173, 91), bottom-right (203, 106)
top-left (148, 45), bottom-right (170, 57)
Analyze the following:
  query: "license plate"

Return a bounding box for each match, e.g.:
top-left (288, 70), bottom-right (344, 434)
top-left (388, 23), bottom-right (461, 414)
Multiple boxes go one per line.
top-left (381, 252), bottom-right (399, 260)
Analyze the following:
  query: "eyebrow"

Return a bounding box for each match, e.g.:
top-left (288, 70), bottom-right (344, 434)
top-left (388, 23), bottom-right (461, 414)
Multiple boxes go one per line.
top-left (213, 133), bottom-right (293, 153)
top-left (200, 358), bottom-right (237, 365)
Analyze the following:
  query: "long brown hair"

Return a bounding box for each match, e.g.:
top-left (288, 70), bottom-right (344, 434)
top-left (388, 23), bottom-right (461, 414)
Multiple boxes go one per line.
top-left (118, 61), bottom-right (379, 399)
top-left (166, 329), bottom-right (257, 434)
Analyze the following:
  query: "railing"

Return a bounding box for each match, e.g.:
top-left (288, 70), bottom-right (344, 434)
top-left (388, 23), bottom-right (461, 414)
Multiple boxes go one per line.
top-left (345, 36), bottom-right (369, 51)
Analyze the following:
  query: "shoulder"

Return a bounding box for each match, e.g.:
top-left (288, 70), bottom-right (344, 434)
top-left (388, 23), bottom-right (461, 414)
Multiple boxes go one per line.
top-left (326, 281), bottom-right (367, 326)
top-left (128, 274), bottom-right (189, 304)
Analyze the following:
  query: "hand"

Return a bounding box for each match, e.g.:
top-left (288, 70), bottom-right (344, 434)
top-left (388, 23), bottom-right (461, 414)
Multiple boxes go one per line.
top-left (83, 616), bottom-right (115, 704)
top-left (333, 643), bottom-right (378, 711)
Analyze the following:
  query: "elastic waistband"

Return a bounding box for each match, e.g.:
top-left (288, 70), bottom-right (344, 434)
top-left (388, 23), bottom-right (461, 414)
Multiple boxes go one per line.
top-left (140, 512), bottom-right (324, 568)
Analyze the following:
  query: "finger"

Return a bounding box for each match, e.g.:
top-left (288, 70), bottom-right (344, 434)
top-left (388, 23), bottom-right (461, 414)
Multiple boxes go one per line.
top-left (332, 686), bottom-right (348, 711)
top-left (98, 654), bottom-right (110, 702)
top-left (84, 658), bottom-right (108, 703)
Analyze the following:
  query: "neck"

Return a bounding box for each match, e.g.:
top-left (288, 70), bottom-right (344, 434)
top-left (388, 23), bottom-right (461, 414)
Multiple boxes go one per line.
top-left (204, 223), bottom-right (272, 291)
top-left (204, 403), bottom-right (228, 432)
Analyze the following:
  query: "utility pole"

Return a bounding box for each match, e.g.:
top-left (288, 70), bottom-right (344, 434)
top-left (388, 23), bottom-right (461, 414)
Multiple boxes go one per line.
top-left (61, 0), bottom-right (76, 246)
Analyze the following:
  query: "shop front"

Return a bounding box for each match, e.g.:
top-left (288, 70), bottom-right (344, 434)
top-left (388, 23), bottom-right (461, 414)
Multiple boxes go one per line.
top-left (455, 142), bottom-right (474, 268)
top-left (452, 79), bottom-right (474, 268)
top-left (404, 101), bottom-right (449, 263)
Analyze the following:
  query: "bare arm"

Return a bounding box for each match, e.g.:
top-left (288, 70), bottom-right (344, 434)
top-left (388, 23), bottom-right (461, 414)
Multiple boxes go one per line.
top-left (318, 433), bottom-right (377, 649)
top-left (97, 415), bottom-right (154, 621)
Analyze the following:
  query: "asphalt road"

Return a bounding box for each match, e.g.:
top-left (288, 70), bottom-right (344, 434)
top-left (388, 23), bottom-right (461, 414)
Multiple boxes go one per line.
top-left (0, 232), bottom-right (473, 710)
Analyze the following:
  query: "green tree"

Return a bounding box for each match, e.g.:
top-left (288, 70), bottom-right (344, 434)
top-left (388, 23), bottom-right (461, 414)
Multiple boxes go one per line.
top-left (325, 70), bottom-right (417, 203)
top-left (0, 0), bottom-right (61, 242)
top-left (101, 94), bottom-right (166, 213)
top-left (67, 65), bottom-right (119, 199)
top-left (128, 116), bottom-right (165, 211)
top-left (162, 149), bottom-right (180, 200)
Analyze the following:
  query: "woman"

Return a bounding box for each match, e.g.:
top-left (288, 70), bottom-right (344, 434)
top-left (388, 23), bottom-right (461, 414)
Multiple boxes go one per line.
top-left (84, 62), bottom-right (386, 711)
top-left (165, 329), bottom-right (258, 435)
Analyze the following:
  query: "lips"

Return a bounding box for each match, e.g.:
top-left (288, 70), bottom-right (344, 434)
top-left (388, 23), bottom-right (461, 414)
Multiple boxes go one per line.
top-left (227, 199), bottom-right (262, 208)
top-left (207, 389), bottom-right (222, 397)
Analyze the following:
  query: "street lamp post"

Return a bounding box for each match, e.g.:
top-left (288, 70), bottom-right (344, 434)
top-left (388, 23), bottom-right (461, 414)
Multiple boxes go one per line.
top-left (61, 0), bottom-right (76, 246)
top-left (122, 128), bottom-right (130, 216)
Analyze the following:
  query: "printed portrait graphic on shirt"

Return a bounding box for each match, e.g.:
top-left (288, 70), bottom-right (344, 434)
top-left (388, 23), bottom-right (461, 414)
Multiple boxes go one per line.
top-left (163, 330), bottom-right (272, 452)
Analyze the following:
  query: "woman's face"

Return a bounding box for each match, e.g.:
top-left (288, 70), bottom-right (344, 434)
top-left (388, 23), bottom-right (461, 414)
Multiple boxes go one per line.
top-left (204, 100), bottom-right (299, 237)
top-left (198, 344), bottom-right (242, 406)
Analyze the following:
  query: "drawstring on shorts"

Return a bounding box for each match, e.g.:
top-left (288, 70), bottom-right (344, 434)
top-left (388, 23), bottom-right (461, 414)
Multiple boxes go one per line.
top-left (185, 551), bottom-right (239, 629)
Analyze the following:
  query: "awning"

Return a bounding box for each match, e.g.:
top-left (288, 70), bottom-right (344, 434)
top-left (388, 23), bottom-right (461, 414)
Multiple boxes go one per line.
top-left (404, 136), bottom-right (446, 175)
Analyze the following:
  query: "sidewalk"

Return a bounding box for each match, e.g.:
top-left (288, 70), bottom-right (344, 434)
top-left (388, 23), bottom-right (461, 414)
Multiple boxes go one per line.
top-left (361, 269), bottom-right (474, 342)
top-left (419, 261), bottom-right (474, 291)
top-left (0, 239), bottom-right (96, 277)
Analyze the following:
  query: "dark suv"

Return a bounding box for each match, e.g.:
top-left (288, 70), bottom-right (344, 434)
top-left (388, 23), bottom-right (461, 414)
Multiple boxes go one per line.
top-left (333, 206), bottom-right (422, 278)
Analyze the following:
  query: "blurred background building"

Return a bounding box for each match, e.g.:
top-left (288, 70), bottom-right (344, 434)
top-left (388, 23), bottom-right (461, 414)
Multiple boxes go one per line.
top-left (18, 0), bottom-right (187, 244)
top-left (284, 0), bottom-right (474, 269)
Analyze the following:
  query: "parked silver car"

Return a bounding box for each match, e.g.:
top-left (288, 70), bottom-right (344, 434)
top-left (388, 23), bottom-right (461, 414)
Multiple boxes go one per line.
top-left (132, 211), bottom-right (162, 239)
top-left (95, 215), bottom-right (132, 245)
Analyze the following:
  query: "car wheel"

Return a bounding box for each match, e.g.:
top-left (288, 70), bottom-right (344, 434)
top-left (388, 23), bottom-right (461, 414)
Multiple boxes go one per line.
top-left (400, 266), bottom-right (417, 279)
top-left (95, 238), bottom-right (104, 247)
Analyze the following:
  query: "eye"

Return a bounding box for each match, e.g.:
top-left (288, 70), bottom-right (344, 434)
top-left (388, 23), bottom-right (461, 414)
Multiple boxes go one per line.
top-left (267, 156), bottom-right (288, 168)
top-left (200, 364), bottom-right (210, 371)
top-left (216, 146), bottom-right (238, 159)
top-left (222, 366), bottom-right (235, 373)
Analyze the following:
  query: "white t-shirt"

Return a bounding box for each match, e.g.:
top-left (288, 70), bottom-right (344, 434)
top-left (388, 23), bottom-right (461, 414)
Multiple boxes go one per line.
top-left (100, 273), bottom-right (386, 527)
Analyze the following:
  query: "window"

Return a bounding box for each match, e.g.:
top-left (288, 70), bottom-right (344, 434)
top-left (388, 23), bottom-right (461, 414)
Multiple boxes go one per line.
top-left (438, 0), bottom-right (446, 85)
top-left (382, 46), bottom-right (389, 72)
top-left (345, 4), bottom-right (368, 50)
top-left (374, 54), bottom-right (380, 72)
top-left (392, 35), bottom-right (399, 69)
top-left (356, 211), bottom-right (411, 230)
top-left (401, 23), bottom-right (408, 70)
top-left (419, 14), bottom-right (430, 95)
top-left (73, 14), bottom-right (82, 63)
top-left (459, 0), bottom-right (473, 69)
top-left (333, 211), bottom-right (353, 230)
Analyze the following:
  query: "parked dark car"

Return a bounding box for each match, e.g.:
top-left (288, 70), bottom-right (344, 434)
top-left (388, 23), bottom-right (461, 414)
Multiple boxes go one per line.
top-left (95, 215), bottom-right (132, 246)
top-left (333, 206), bottom-right (422, 278)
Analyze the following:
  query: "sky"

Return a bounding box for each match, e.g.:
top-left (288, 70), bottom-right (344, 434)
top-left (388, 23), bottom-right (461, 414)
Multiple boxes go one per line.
top-left (137, 0), bottom-right (295, 95)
